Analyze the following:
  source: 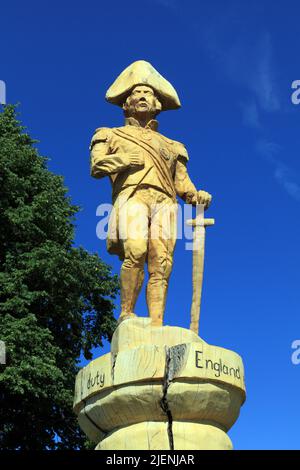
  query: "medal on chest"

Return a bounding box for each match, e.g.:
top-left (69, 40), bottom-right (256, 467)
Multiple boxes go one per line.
top-left (140, 129), bottom-right (152, 141)
top-left (160, 147), bottom-right (171, 161)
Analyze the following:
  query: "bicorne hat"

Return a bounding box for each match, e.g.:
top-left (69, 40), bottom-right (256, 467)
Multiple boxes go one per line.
top-left (105, 60), bottom-right (181, 111)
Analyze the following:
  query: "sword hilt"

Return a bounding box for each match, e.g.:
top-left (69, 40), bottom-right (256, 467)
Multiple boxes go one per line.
top-left (186, 218), bottom-right (215, 227)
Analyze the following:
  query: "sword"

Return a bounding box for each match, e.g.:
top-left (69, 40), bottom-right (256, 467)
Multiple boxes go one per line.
top-left (186, 204), bottom-right (215, 335)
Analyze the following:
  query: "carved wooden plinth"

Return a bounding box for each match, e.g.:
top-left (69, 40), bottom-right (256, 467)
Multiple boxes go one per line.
top-left (73, 318), bottom-right (246, 450)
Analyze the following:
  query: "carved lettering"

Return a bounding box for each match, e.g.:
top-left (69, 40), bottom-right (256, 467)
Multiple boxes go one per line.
top-left (195, 351), bottom-right (241, 379)
top-left (87, 371), bottom-right (105, 389)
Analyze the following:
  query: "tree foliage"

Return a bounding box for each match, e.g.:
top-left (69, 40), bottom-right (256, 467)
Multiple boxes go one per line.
top-left (0, 105), bottom-right (119, 449)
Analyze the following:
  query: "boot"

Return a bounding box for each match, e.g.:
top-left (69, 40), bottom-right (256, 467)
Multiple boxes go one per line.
top-left (146, 279), bottom-right (169, 327)
top-left (119, 265), bottom-right (145, 321)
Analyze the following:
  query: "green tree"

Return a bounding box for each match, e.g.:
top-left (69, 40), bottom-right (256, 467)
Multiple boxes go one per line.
top-left (0, 105), bottom-right (119, 449)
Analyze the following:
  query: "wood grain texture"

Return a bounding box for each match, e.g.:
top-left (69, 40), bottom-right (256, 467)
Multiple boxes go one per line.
top-left (74, 321), bottom-right (246, 449)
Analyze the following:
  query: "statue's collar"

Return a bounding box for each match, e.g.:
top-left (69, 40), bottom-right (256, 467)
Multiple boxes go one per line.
top-left (125, 117), bottom-right (158, 131)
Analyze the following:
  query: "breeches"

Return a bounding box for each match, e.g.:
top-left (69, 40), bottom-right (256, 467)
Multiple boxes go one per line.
top-left (119, 187), bottom-right (178, 280)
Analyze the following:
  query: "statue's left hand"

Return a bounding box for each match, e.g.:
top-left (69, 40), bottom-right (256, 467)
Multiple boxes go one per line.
top-left (197, 190), bottom-right (212, 209)
top-left (185, 191), bottom-right (212, 209)
top-left (186, 190), bottom-right (212, 209)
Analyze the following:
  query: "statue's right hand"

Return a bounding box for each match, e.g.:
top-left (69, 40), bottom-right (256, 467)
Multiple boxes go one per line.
top-left (129, 153), bottom-right (145, 167)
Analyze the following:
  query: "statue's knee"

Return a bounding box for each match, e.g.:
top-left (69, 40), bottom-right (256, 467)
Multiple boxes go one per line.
top-left (124, 240), bottom-right (148, 267)
top-left (165, 260), bottom-right (173, 279)
top-left (149, 256), bottom-right (173, 279)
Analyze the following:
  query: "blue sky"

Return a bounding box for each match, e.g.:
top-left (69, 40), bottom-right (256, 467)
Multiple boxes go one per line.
top-left (1, 0), bottom-right (300, 450)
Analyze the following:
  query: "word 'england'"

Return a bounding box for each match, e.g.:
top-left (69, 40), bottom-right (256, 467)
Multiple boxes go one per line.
top-left (195, 350), bottom-right (241, 379)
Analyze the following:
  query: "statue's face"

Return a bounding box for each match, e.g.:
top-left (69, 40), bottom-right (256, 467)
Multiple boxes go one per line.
top-left (124, 85), bottom-right (160, 117)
